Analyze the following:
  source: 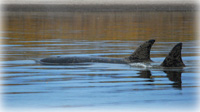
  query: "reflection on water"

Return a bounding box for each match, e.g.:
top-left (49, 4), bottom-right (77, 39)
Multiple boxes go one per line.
top-left (4, 11), bottom-right (195, 42)
top-left (137, 70), bottom-right (152, 79)
top-left (136, 70), bottom-right (182, 89)
top-left (1, 11), bottom-right (199, 110)
top-left (165, 71), bottom-right (182, 89)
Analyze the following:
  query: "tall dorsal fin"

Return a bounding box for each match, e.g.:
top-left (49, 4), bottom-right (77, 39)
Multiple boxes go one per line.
top-left (161, 43), bottom-right (185, 67)
top-left (126, 39), bottom-right (155, 62)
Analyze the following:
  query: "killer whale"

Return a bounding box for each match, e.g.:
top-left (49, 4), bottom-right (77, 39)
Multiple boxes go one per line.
top-left (40, 39), bottom-right (155, 65)
top-left (39, 39), bottom-right (185, 67)
top-left (161, 43), bottom-right (185, 67)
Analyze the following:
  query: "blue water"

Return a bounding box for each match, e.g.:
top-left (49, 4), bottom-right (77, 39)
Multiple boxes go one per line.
top-left (1, 38), bottom-right (199, 111)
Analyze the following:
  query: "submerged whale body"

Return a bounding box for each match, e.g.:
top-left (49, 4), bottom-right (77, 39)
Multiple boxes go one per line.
top-left (39, 39), bottom-right (185, 67)
top-left (40, 56), bottom-right (127, 64)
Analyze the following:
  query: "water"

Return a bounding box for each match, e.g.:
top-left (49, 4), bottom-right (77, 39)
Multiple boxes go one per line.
top-left (1, 11), bottom-right (199, 111)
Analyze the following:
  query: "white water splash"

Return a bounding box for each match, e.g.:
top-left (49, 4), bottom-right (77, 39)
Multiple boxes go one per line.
top-left (129, 62), bottom-right (152, 68)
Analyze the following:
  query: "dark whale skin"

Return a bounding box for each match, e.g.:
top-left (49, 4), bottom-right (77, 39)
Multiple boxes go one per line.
top-left (40, 56), bottom-right (128, 65)
top-left (40, 39), bottom-right (155, 65)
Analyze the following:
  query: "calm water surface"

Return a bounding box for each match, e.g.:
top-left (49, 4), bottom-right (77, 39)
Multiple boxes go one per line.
top-left (1, 11), bottom-right (199, 111)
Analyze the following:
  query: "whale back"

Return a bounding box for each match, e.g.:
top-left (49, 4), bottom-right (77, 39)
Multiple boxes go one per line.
top-left (161, 43), bottom-right (185, 67)
top-left (126, 39), bottom-right (155, 62)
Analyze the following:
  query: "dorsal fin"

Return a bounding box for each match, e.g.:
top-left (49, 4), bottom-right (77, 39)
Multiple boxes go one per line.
top-left (126, 39), bottom-right (155, 62)
top-left (161, 43), bottom-right (185, 67)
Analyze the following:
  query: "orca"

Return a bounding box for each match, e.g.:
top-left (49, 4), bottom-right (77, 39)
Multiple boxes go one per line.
top-left (39, 39), bottom-right (185, 67)
top-left (161, 43), bottom-right (185, 67)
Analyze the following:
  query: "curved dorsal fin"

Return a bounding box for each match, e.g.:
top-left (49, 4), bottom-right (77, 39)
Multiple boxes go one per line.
top-left (161, 43), bottom-right (185, 67)
top-left (126, 39), bottom-right (155, 62)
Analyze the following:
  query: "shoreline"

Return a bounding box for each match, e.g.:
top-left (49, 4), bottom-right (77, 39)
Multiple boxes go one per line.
top-left (3, 4), bottom-right (196, 12)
